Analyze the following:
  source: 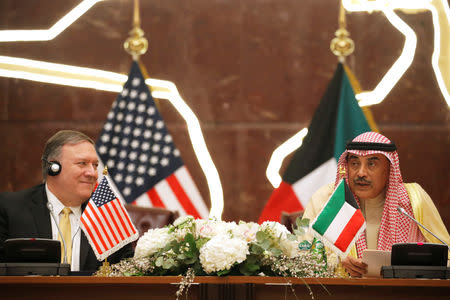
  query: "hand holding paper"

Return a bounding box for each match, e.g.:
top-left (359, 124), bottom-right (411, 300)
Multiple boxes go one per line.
top-left (341, 256), bottom-right (368, 277)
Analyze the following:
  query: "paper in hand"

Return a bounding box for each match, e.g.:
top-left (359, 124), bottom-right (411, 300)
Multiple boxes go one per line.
top-left (362, 249), bottom-right (391, 278)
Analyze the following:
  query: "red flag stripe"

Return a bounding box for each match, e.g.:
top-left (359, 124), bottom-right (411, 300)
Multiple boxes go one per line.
top-left (111, 200), bottom-right (137, 236)
top-left (80, 216), bottom-right (102, 254)
top-left (110, 200), bottom-right (131, 237)
top-left (102, 203), bottom-right (126, 241)
top-left (81, 207), bottom-right (105, 254)
top-left (115, 201), bottom-right (138, 235)
top-left (98, 205), bottom-right (121, 244)
top-left (83, 203), bottom-right (108, 253)
top-left (107, 202), bottom-right (129, 240)
top-left (334, 209), bottom-right (365, 252)
top-left (89, 203), bottom-right (115, 249)
top-left (258, 181), bottom-right (303, 223)
top-left (175, 167), bottom-right (209, 218)
top-left (166, 173), bottom-right (201, 219)
top-left (147, 187), bottom-right (165, 207)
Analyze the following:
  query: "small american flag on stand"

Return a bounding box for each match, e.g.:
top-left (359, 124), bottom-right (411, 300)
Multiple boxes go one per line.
top-left (96, 61), bottom-right (209, 219)
top-left (80, 176), bottom-right (139, 261)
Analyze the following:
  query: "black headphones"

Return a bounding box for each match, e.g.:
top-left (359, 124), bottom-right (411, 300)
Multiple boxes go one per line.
top-left (43, 159), bottom-right (62, 176)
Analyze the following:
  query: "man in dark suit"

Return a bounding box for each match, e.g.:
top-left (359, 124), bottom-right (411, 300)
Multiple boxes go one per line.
top-left (0, 130), bottom-right (134, 273)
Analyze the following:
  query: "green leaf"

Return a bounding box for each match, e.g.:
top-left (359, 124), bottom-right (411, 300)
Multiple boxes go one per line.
top-left (185, 233), bottom-right (195, 245)
top-left (184, 257), bottom-right (195, 264)
top-left (256, 231), bottom-right (268, 242)
top-left (296, 217), bottom-right (310, 228)
top-left (195, 237), bottom-right (209, 250)
top-left (250, 243), bottom-right (264, 255)
top-left (239, 262), bottom-right (260, 275)
top-left (155, 257), bottom-right (164, 267)
top-left (162, 258), bottom-right (175, 269)
top-left (216, 269), bottom-right (231, 276)
top-left (259, 239), bottom-right (272, 250)
top-left (269, 247), bottom-right (282, 257)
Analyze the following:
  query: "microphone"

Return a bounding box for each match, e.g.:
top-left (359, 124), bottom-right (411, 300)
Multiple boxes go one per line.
top-left (46, 202), bottom-right (68, 264)
top-left (70, 225), bottom-right (81, 266)
top-left (397, 206), bottom-right (449, 248)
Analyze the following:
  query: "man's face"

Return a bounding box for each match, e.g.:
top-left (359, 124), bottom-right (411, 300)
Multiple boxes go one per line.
top-left (47, 141), bottom-right (99, 207)
top-left (347, 153), bottom-right (390, 200)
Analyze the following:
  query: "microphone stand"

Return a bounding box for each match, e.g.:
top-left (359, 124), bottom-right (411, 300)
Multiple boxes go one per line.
top-left (397, 206), bottom-right (449, 248)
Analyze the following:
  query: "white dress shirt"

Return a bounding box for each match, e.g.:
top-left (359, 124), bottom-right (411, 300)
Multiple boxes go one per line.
top-left (45, 184), bottom-right (82, 271)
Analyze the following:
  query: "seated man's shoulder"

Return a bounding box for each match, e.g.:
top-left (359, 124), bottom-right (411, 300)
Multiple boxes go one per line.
top-left (303, 182), bottom-right (335, 220)
top-left (403, 182), bottom-right (430, 199)
top-left (0, 184), bottom-right (45, 203)
top-left (312, 182), bottom-right (335, 200)
top-left (404, 182), bottom-right (424, 191)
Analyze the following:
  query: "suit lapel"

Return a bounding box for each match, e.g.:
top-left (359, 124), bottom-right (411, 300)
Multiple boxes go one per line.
top-left (79, 201), bottom-right (94, 269)
top-left (80, 231), bottom-right (92, 269)
top-left (30, 185), bottom-right (52, 238)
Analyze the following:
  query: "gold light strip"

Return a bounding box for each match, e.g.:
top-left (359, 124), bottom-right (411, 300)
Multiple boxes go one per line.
top-left (356, 8), bottom-right (417, 106)
top-left (0, 0), bottom-right (104, 42)
top-left (265, 128), bottom-right (308, 188)
top-left (343, 0), bottom-right (450, 107)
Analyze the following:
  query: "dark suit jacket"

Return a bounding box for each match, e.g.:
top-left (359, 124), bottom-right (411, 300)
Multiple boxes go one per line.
top-left (0, 184), bottom-right (134, 272)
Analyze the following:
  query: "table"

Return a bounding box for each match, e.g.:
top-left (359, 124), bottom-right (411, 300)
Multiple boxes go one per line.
top-left (1, 276), bottom-right (449, 300)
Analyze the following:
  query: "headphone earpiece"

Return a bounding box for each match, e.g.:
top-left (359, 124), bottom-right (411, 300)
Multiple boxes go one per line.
top-left (46, 160), bottom-right (62, 176)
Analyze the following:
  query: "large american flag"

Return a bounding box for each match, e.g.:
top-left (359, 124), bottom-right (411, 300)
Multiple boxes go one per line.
top-left (80, 176), bottom-right (139, 261)
top-left (96, 61), bottom-right (209, 219)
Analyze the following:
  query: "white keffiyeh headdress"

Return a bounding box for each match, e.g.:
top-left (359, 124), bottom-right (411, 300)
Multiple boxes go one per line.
top-left (335, 132), bottom-right (418, 257)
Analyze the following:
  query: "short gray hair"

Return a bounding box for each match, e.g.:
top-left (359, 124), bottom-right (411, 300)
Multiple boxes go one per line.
top-left (41, 130), bottom-right (94, 180)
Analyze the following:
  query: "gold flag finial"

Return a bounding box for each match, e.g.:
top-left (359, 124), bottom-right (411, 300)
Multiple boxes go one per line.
top-left (330, 0), bottom-right (355, 62)
top-left (95, 259), bottom-right (112, 277)
top-left (124, 0), bottom-right (148, 60)
top-left (103, 166), bottom-right (108, 176)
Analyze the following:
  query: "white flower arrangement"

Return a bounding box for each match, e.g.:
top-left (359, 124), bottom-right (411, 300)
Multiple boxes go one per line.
top-left (134, 227), bottom-right (172, 258)
top-left (199, 235), bottom-right (249, 273)
top-left (101, 217), bottom-right (338, 278)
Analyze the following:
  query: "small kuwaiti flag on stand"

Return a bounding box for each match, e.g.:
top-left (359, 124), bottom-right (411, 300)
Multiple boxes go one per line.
top-left (96, 61), bottom-right (209, 219)
top-left (258, 63), bottom-right (377, 223)
top-left (310, 179), bottom-right (366, 257)
top-left (80, 176), bottom-right (139, 261)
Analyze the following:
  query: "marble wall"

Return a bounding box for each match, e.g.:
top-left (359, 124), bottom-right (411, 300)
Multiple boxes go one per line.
top-left (0, 0), bottom-right (448, 228)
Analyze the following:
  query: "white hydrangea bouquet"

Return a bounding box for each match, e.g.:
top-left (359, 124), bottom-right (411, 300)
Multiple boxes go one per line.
top-left (100, 216), bottom-right (338, 278)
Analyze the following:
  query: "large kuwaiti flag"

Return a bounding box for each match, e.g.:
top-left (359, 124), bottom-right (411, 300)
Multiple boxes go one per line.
top-left (96, 61), bottom-right (209, 219)
top-left (310, 179), bottom-right (365, 257)
top-left (258, 63), bottom-right (376, 223)
top-left (80, 176), bottom-right (139, 261)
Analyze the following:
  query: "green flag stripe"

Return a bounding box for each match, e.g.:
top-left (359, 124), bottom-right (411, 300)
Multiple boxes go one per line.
top-left (282, 64), bottom-right (343, 183)
top-left (333, 68), bottom-right (372, 161)
top-left (312, 181), bottom-right (346, 235)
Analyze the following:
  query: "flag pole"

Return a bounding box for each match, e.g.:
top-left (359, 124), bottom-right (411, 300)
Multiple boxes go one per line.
top-left (330, 0), bottom-right (354, 63)
top-left (122, 0), bottom-right (158, 108)
top-left (123, 0), bottom-right (148, 61)
top-left (331, 2), bottom-right (379, 130)
top-left (95, 166), bottom-right (113, 276)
